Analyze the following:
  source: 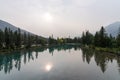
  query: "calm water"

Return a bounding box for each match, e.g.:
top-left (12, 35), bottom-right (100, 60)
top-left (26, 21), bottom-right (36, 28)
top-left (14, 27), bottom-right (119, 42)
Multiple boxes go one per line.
top-left (0, 45), bottom-right (120, 80)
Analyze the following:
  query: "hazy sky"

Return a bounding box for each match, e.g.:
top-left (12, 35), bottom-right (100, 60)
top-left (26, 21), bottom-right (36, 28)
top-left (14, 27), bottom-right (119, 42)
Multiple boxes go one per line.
top-left (0, 0), bottom-right (120, 38)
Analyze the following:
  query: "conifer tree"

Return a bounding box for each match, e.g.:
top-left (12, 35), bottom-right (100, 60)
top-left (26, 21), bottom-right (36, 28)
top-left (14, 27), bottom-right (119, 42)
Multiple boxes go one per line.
top-left (5, 27), bottom-right (10, 48)
top-left (116, 27), bottom-right (120, 47)
top-left (0, 29), bottom-right (4, 48)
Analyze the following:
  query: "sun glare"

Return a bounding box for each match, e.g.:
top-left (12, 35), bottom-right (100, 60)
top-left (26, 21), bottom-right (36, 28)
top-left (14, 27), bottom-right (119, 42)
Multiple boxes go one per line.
top-left (45, 64), bottom-right (53, 71)
top-left (43, 13), bottom-right (53, 22)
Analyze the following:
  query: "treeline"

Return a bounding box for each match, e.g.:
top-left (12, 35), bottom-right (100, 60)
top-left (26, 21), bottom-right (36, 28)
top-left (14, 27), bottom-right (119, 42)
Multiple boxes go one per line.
top-left (1, 26), bottom-right (120, 50)
top-left (0, 27), bottom-right (47, 50)
top-left (81, 26), bottom-right (120, 48)
top-left (49, 26), bottom-right (120, 48)
top-left (48, 36), bottom-right (81, 45)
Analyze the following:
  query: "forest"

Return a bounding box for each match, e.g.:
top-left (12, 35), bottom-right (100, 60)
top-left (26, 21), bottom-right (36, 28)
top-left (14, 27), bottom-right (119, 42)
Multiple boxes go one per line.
top-left (0, 27), bottom-right (47, 49)
top-left (0, 27), bottom-right (120, 52)
top-left (49, 26), bottom-right (120, 49)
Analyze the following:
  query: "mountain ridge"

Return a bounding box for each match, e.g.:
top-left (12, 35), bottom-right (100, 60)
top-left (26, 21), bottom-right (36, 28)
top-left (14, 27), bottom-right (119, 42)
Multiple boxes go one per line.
top-left (0, 20), bottom-right (33, 34)
top-left (0, 19), bottom-right (46, 39)
top-left (105, 21), bottom-right (120, 37)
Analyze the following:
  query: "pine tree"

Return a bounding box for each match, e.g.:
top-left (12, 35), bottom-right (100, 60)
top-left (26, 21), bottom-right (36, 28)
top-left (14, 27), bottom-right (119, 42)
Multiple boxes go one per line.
top-left (81, 31), bottom-right (93, 45)
top-left (23, 32), bottom-right (27, 47)
top-left (85, 31), bottom-right (93, 45)
top-left (17, 28), bottom-right (21, 48)
top-left (99, 26), bottom-right (107, 47)
top-left (0, 29), bottom-right (4, 48)
top-left (116, 27), bottom-right (120, 47)
top-left (9, 29), bottom-right (14, 49)
top-left (81, 32), bottom-right (86, 44)
top-left (5, 27), bottom-right (10, 48)
top-left (48, 35), bottom-right (56, 45)
top-left (94, 32), bottom-right (100, 46)
top-left (14, 30), bottom-right (18, 48)
top-left (35, 35), bottom-right (38, 45)
top-left (26, 33), bottom-right (31, 48)
top-left (93, 26), bottom-right (110, 47)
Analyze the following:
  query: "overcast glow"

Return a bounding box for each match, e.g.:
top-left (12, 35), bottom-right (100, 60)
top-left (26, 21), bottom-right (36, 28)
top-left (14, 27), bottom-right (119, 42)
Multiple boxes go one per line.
top-left (0, 0), bottom-right (120, 37)
top-left (43, 12), bottom-right (53, 23)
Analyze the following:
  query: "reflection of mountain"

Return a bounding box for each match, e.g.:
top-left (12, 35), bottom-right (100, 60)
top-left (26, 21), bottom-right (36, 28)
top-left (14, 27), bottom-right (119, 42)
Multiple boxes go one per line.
top-left (0, 46), bottom-right (120, 74)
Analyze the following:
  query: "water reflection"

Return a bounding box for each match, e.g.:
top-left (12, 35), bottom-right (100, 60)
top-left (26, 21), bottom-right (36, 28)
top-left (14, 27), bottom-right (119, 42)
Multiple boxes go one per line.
top-left (45, 63), bottom-right (53, 71)
top-left (0, 48), bottom-right (46, 74)
top-left (82, 48), bottom-right (120, 73)
top-left (48, 45), bottom-right (80, 54)
top-left (0, 45), bottom-right (120, 75)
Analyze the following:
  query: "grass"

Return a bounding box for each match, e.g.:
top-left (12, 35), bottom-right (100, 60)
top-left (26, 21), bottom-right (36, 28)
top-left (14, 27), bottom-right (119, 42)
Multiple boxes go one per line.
top-left (94, 47), bottom-right (120, 55)
top-left (81, 45), bottom-right (120, 56)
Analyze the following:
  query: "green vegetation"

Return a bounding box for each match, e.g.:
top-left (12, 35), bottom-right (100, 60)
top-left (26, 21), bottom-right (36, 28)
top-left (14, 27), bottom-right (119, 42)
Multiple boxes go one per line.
top-left (81, 26), bottom-right (120, 55)
top-left (0, 27), bottom-right (47, 51)
top-left (48, 26), bottom-right (120, 54)
top-left (0, 26), bottom-right (120, 54)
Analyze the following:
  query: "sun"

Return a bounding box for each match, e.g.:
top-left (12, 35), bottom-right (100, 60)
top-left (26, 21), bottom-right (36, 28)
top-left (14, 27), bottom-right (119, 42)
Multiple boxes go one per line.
top-left (43, 12), bottom-right (53, 22)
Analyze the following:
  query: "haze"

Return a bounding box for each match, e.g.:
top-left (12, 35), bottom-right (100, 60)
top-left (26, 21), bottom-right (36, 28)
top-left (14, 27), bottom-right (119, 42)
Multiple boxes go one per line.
top-left (0, 0), bottom-right (120, 38)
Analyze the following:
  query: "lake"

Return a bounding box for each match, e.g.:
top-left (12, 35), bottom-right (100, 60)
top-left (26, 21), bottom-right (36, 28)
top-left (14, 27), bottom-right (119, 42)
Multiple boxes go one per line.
top-left (0, 45), bottom-right (120, 80)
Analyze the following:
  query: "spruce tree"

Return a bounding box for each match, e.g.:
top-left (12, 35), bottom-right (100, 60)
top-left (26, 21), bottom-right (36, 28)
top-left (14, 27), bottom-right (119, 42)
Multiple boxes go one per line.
top-left (23, 32), bottom-right (27, 47)
top-left (17, 28), bottom-right (21, 48)
top-left (26, 33), bottom-right (31, 48)
top-left (99, 26), bottom-right (107, 47)
top-left (94, 32), bottom-right (100, 46)
top-left (9, 29), bottom-right (14, 49)
top-left (5, 27), bottom-right (10, 48)
top-left (14, 30), bottom-right (18, 48)
top-left (0, 29), bottom-right (4, 48)
top-left (116, 27), bottom-right (120, 47)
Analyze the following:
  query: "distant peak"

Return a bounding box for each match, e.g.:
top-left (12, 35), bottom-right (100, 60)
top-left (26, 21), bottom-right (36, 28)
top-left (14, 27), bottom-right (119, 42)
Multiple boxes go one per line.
top-left (108, 21), bottom-right (120, 26)
top-left (105, 21), bottom-right (120, 37)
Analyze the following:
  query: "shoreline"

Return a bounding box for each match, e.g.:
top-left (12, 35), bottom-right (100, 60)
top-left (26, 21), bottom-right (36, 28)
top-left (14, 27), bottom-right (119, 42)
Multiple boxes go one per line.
top-left (82, 45), bottom-right (120, 56)
top-left (1, 44), bottom-right (120, 56)
top-left (0, 46), bottom-right (48, 54)
top-left (94, 47), bottom-right (120, 56)
top-left (0, 43), bottom-right (79, 53)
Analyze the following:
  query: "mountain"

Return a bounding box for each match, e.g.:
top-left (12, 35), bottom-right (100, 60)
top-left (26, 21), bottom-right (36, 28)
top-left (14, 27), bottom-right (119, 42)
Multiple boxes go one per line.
top-left (0, 20), bottom-right (46, 39)
top-left (105, 21), bottom-right (120, 37)
top-left (0, 20), bottom-right (32, 34)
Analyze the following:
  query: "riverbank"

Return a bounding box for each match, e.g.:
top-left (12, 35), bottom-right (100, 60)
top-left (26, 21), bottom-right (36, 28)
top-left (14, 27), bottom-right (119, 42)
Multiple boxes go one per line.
top-left (94, 47), bottom-right (120, 55)
top-left (0, 46), bottom-right (47, 54)
top-left (82, 45), bottom-right (120, 56)
top-left (0, 43), bottom-right (81, 54)
top-left (2, 44), bottom-right (120, 56)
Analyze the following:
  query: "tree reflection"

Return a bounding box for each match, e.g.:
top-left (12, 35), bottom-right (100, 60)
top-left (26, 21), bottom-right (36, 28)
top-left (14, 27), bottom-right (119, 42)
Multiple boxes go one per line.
top-left (0, 45), bottom-right (80, 74)
top-left (0, 48), bottom-right (47, 74)
top-left (82, 48), bottom-right (94, 64)
top-left (117, 56), bottom-right (120, 73)
top-left (0, 45), bottom-right (120, 74)
top-left (48, 45), bottom-right (80, 54)
top-left (81, 48), bottom-right (120, 73)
